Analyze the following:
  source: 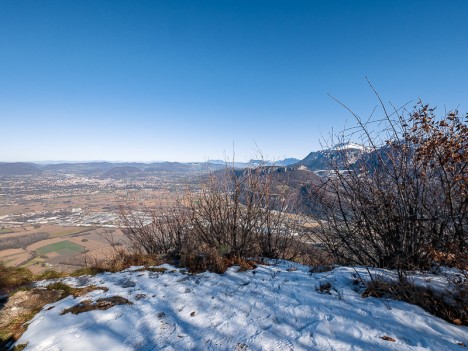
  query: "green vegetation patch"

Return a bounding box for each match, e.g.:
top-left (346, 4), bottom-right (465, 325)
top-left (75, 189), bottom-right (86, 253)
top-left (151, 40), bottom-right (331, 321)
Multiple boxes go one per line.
top-left (21, 257), bottom-right (44, 268)
top-left (49, 227), bottom-right (94, 238)
top-left (35, 270), bottom-right (66, 280)
top-left (36, 240), bottom-right (84, 255)
top-left (46, 282), bottom-right (108, 298)
top-left (69, 267), bottom-right (106, 276)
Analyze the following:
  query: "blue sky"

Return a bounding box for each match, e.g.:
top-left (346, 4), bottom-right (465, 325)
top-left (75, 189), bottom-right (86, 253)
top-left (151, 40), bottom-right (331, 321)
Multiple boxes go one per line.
top-left (1, 0), bottom-right (467, 162)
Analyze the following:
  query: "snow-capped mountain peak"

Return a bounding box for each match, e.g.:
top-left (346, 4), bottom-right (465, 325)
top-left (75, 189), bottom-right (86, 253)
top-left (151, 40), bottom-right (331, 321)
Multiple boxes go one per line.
top-left (330, 142), bottom-right (370, 152)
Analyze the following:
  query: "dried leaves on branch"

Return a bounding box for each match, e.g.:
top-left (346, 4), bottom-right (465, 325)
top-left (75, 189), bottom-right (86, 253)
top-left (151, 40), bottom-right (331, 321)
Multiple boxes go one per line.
top-left (309, 101), bottom-right (467, 271)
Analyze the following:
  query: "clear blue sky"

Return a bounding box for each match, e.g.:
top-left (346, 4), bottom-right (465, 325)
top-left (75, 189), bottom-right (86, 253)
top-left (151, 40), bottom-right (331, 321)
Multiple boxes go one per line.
top-left (1, 0), bottom-right (467, 162)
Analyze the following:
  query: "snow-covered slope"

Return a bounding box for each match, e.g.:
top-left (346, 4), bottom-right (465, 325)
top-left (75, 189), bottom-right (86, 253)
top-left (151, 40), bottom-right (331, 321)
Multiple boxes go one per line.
top-left (297, 142), bottom-right (371, 172)
top-left (330, 142), bottom-right (371, 152)
top-left (18, 262), bottom-right (467, 350)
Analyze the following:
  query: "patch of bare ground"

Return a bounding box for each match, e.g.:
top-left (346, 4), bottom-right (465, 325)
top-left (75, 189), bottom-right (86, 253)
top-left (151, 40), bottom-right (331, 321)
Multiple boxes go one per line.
top-left (134, 266), bottom-right (168, 273)
top-left (0, 288), bottom-right (63, 350)
top-left (0, 283), bottom-right (108, 350)
top-left (363, 279), bottom-right (468, 326)
top-left (61, 296), bottom-right (132, 315)
top-left (45, 282), bottom-right (109, 298)
top-left (180, 250), bottom-right (257, 274)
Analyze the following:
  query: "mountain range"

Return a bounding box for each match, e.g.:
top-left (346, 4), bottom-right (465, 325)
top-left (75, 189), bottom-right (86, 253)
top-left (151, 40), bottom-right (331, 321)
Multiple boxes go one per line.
top-left (0, 142), bottom-right (371, 177)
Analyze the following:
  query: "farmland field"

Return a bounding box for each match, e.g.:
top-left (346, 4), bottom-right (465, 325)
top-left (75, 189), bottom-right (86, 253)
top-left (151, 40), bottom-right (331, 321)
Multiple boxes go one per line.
top-left (0, 225), bottom-right (127, 273)
top-left (0, 171), bottom-right (189, 273)
top-left (35, 240), bottom-right (84, 255)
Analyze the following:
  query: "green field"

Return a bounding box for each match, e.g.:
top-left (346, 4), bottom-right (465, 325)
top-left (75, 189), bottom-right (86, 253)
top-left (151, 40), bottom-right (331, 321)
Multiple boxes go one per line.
top-left (0, 228), bottom-right (15, 234)
top-left (36, 240), bottom-right (84, 255)
top-left (3, 258), bottom-right (16, 265)
top-left (49, 227), bottom-right (94, 238)
top-left (21, 256), bottom-right (44, 268)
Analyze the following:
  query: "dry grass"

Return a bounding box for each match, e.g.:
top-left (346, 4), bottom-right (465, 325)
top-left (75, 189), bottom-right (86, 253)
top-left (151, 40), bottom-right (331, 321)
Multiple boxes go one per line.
top-left (0, 264), bottom-right (80, 293)
top-left (429, 246), bottom-right (468, 271)
top-left (180, 249), bottom-right (257, 274)
top-left (61, 296), bottom-right (132, 315)
top-left (45, 282), bottom-right (108, 298)
top-left (0, 264), bottom-right (33, 293)
top-left (316, 281), bottom-right (333, 294)
top-left (69, 266), bottom-right (107, 277)
top-left (363, 278), bottom-right (468, 326)
top-left (35, 270), bottom-right (67, 281)
top-left (82, 248), bottom-right (163, 273)
top-left (0, 310), bottom-right (38, 349)
top-left (0, 289), bottom-right (64, 349)
top-left (0, 282), bottom-right (109, 348)
top-left (0, 261), bottom-right (114, 349)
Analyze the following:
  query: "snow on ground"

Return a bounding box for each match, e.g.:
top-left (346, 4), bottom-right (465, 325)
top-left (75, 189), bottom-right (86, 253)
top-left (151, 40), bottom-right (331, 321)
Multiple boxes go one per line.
top-left (18, 261), bottom-right (467, 351)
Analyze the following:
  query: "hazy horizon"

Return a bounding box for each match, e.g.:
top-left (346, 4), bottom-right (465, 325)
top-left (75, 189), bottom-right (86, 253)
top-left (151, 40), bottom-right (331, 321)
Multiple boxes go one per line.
top-left (0, 140), bottom-right (362, 164)
top-left (0, 154), bottom-right (303, 164)
top-left (2, 0), bottom-right (467, 162)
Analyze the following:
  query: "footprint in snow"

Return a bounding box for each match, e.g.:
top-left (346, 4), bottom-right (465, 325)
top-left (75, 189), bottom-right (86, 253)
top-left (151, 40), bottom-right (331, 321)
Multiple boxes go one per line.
top-left (119, 278), bottom-right (136, 288)
top-left (245, 328), bottom-right (262, 344)
top-left (274, 337), bottom-right (294, 350)
top-left (157, 314), bottom-right (176, 336)
top-left (298, 319), bottom-right (321, 333)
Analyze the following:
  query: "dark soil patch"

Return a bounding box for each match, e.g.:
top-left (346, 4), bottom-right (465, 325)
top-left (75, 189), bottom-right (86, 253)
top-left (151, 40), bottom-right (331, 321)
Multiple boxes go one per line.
top-left (46, 282), bottom-right (108, 298)
top-left (61, 296), bottom-right (133, 315)
top-left (0, 289), bottom-right (63, 349)
top-left (363, 279), bottom-right (467, 326)
top-left (135, 267), bottom-right (168, 273)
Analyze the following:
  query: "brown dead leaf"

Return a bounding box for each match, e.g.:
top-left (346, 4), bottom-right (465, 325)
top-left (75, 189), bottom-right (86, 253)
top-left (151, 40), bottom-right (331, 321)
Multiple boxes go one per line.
top-left (381, 336), bottom-right (396, 342)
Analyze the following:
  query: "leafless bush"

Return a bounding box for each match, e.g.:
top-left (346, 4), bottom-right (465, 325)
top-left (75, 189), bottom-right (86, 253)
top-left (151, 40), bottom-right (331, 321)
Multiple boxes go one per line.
top-left (119, 164), bottom-right (306, 270)
top-left (120, 204), bottom-right (190, 256)
top-left (185, 167), bottom-right (302, 259)
top-left (308, 97), bottom-right (467, 271)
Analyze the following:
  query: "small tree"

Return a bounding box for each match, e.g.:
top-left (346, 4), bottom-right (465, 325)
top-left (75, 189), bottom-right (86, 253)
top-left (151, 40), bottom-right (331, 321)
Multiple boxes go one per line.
top-left (309, 100), bottom-right (467, 270)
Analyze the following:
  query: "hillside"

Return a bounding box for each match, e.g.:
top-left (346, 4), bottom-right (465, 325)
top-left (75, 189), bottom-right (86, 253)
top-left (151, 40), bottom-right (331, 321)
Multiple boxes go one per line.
top-left (296, 142), bottom-right (371, 172)
top-left (15, 261), bottom-right (468, 350)
top-left (0, 163), bottom-right (42, 176)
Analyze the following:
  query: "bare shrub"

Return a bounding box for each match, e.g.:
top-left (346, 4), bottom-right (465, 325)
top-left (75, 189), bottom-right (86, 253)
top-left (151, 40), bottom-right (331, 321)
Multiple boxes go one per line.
top-left (363, 276), bottom-right (467, 326)
top-left (184, 168), bottom-right (260, 258)
top-left (308, 98), bottom-right (467, 271)
top-left (185, 167), bottom-right (302, 259)
top-left (120, 204), bottom-right (190, 256)
top-left (259, 196), bottom-right (304, 261)
top-left (119, 163), bottom-right (307, 271)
